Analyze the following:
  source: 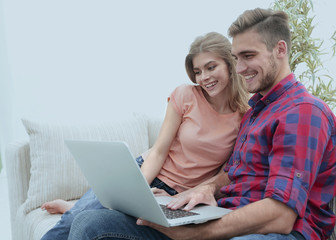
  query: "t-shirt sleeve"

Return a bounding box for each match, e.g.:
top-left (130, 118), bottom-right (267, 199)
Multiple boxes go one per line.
top-left (264, 104), bottom-right (334, 218)
top-left (169, 84), bottom-right (194, 117)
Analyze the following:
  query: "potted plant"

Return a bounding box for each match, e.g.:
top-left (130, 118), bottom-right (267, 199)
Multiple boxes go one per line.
top-left (272, 0), bottom-right (336, 111)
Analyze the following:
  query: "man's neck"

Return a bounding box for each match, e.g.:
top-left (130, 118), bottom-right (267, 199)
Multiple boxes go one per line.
top-left (260, 63), bottom-right (291, 96)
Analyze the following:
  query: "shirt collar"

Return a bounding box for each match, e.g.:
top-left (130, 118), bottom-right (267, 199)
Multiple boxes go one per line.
top-left (248, 73), bottom-right (296, 108)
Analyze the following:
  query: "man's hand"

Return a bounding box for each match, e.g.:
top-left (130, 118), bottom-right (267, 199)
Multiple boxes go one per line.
top-left (140, 184), bottom-right (217, 240)
top-left (137, 198), bottom-right (298, 240)
top-left (167, 183), bottom-right (217, 211)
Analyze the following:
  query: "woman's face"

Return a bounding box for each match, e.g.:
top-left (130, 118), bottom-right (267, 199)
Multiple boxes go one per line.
top-left (192, 52), bottom-right (230, 98)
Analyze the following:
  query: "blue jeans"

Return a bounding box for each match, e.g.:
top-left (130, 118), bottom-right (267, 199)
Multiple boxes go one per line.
top-left (68, 208), bottom-right (171, 240)
top-left (230, 232), bottom-right (304, 240)
top-left (41, 156), bottom-right (177, 240)
top-left (67, 209), bottom-right (303, 240)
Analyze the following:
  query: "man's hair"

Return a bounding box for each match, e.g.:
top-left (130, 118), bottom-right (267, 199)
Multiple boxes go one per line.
top-left (228, 8), bottom-right (291, 53)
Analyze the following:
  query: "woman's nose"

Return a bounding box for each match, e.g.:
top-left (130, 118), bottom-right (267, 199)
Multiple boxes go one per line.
top-left (201, 71), bottom-right (209, 81)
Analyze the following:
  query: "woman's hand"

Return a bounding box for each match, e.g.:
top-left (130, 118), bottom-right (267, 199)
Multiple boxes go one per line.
top-left (151, 187), bottom-right (170, 196)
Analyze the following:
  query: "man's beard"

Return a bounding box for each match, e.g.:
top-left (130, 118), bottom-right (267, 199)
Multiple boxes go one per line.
top-left (251, 55), bottom-right (278, 94)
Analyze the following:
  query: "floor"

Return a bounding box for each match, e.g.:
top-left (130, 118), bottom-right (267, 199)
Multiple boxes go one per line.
top-left (0, 168), bottom-right (12, 240)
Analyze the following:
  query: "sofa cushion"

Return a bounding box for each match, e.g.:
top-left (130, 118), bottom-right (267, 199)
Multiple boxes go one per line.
top-left (21, 117), bottom-right (149, 214)
top-left (16, 201), bottom-right (77, 240)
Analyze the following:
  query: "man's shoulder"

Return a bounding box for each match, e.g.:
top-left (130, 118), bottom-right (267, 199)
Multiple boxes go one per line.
top-left (283, 83), bottom-right (331, 111)
top-left (282, 86), bottom-right (336, 128)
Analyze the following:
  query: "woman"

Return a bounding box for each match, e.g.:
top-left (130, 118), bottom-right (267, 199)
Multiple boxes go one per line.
top-left (41, 32), bottom-right (249, 240)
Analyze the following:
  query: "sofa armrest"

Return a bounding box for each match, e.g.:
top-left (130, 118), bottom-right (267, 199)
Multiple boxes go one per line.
top-left (5, 141), bottom-right (31, 234)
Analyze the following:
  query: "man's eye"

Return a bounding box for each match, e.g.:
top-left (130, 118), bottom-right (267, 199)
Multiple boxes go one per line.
top-left (245, 55), bottom-right (253, 59)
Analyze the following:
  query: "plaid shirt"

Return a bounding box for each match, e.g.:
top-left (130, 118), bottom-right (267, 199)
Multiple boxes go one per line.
top-left (220, 73), bottom-right (336, 239)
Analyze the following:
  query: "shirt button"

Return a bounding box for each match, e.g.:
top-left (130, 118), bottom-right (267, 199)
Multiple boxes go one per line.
top-left (265, 99), bottom-right (270, 104)
top-left (296, 172), bottom-right (302, 178)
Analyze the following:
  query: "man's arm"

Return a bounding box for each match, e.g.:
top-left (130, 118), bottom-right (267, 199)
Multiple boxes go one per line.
top-left (137, 197), bottom-right (297, 240)
top-left (140, 171), bottom-right (297, 239)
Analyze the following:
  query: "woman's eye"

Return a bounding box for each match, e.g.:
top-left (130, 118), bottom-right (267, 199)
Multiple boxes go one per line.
top-left (194, 71), bottom-right (200, 75)
top-left (208, 65), bottom-right (216, 71)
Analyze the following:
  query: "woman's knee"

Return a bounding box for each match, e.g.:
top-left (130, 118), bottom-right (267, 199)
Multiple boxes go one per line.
top-left (71, 209), bottom-right (127, 232)
top-left (69, 209), bottom-right (140, 240)
top-left (69, 210), bottom-right (104, 239)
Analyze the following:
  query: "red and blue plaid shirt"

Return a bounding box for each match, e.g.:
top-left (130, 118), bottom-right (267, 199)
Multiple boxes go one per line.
top-left (220, 73), bottom-right (336, 239)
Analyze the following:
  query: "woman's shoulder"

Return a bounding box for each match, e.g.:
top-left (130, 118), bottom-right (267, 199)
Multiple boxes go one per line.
top-left (170, 84), bottom-right (199, 107)
top-left (172, 84), bottom-right (199, 96)
top-left (174, 84), bottom-right (196, 91)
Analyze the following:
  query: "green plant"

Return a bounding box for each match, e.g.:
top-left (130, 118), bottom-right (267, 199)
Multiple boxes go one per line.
top-left (272, 0), bottom-right (336, 110)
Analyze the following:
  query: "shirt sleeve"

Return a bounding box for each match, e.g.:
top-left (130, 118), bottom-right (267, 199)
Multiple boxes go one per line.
top-left (169, 84), bottom-right (193, 117)
top-left (264, 103), bottom-right (335, 218)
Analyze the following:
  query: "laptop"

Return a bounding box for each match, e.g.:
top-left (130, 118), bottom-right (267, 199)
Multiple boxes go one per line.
top-left (65, 140), bottom-right (232, 227)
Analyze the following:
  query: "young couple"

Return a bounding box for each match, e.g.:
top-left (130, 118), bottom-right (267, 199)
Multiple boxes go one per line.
top-left (42, 7), bottom-right (336, 240)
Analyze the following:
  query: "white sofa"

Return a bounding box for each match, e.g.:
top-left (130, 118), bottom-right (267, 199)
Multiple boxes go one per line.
top-left (5, 115), bottom-right (336, 240)
top-left (5, 115), bottom-right (162, 240)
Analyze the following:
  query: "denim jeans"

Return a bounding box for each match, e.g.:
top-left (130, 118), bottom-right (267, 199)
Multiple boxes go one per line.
top-left (41, 156), bottom-right (177, 240)
top-left (41, 188), bottom-right (104, 240)
top-left (230, 232), bottom-right (304, 240)
top-left (67, 209), bottom-right (303, 240)
top-left (68, 208), bottom-right (171, 240)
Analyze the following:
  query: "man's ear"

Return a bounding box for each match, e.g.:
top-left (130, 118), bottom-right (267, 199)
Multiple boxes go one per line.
top-left (275, 40), bottom-right (288, 58)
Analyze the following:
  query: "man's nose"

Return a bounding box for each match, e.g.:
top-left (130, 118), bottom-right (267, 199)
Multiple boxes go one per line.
top-left (236, 59), bottom-right (247, 74)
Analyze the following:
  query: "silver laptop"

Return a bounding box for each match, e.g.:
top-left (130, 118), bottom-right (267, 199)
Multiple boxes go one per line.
top-left (65, 140), bottom-right (231, 227)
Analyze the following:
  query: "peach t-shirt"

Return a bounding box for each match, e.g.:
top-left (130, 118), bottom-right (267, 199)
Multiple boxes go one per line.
top-left (148, 84), bottom-right (242, 193)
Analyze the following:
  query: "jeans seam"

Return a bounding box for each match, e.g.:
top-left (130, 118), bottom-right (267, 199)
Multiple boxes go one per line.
top-left (93, 232), bottom-right (140, 240)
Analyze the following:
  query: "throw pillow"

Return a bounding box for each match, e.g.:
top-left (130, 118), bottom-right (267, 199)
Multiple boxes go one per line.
top-left (21, 116), bottom-right (149, 214)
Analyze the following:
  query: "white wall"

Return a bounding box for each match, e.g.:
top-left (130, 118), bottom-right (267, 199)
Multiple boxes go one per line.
top-left (0, 0), bottom-right (335, 157)
top-left (313, 1), bottom-right (336, 82)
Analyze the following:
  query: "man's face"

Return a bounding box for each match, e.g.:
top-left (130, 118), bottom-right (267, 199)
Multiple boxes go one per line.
top-left (232, 30), bottom-right (279, 96)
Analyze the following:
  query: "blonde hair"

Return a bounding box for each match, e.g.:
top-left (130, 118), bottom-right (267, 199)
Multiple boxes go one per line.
top-left (228, 8), bottom-right (291, 54)
top-left (185, 32), bottom-right (249, 114)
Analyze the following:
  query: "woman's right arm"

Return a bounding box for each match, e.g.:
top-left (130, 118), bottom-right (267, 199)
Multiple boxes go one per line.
top-left (140, 100), bottom-right (182, 185)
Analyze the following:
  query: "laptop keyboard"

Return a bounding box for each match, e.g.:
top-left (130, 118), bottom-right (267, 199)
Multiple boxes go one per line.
top-left (160, 204), bottom-right (200, 219)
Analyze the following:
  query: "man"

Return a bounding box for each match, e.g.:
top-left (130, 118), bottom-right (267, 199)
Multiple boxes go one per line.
top-left (68, 8), bottom-right (336, 240)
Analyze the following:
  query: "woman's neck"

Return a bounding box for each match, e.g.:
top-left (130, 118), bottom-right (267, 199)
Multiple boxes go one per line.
top-left (202, 88), bottom-right (233, 114)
